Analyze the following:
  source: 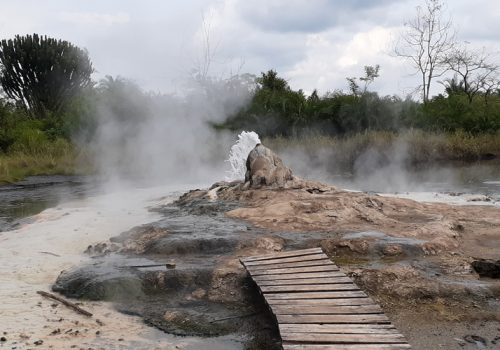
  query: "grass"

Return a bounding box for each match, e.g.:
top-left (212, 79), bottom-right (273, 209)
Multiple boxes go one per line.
top-left (0, 139), bottom-right (92, 184)
top-left (1, 129), bottom-right (499, 185)
top-left (264, 130), bottom-right (500, 170)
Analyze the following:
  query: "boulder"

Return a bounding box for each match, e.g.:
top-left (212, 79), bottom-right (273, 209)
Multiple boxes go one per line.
top-left (471, 259), bottom-right (500, 278)
top-left (245, 144), bottom-right (293, 188)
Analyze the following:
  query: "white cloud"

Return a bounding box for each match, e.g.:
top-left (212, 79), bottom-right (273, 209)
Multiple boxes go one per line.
top-left (280, 26), bottom-right (407, 96)
top-left (0, 0), bottom-right (498, 98)
top-left (58, 11), bottom-right (130, 26)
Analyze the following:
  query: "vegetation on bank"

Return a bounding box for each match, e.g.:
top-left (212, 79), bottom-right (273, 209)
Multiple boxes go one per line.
top-left (0, 146), bottom-right (79, 184)
top-left (264, 130), bottom-right (500, 172)
top-left (0, 96), bottom-right (93, 183)
top-left (216, 69), bottom-right (500, 137)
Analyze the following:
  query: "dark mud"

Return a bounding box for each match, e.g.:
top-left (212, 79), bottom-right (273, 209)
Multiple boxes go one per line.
top-left (0, 175), bottom-right (94, 231)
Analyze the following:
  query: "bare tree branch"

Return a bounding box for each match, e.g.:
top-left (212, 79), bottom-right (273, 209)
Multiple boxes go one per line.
top-left (394, 0), bottom-right (455, 103)
top-left (442, 44), bottom-right (499, 103)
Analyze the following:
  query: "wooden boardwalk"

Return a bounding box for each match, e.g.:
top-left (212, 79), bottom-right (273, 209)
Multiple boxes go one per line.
top-left (240, 247), bottom-right (411, 350)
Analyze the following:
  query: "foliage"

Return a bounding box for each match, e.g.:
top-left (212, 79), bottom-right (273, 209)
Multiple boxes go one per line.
top-left (422, 93), bottom-right (500, 133)
top-left (0, 34), bottom-right (93, 119)
top-left (264, 130), bottom-right (500, 172)
top-left (0, 140), bottom-right (87, 184)
top-left (0, 96), bottom-right (91, 183)
top-left (218, 69), bottom-right (500, 137)
top-left (443, 45), bottom-right (500, 103)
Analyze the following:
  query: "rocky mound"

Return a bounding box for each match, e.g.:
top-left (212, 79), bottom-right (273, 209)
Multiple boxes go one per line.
top-left (244, 143), bottom-right (293, 188)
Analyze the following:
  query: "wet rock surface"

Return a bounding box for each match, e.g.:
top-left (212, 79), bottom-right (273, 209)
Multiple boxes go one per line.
top-left (472, 259), bottom-right (500, 278)
top-left (53, 177), bottom-right (500, 349)
top-left (54, 196), bottom-right (284, 348)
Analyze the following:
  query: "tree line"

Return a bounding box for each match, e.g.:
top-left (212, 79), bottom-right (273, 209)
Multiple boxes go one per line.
top-left (215, 67), bottom-right (500, 137)
top-left (1, 0), bottom-right (499, 156)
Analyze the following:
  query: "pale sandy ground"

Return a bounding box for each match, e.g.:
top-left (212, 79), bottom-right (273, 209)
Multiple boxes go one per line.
top-left (380, 191), bottom-right (499, 206)
top-left (0, 185), bottom-right (244, 350)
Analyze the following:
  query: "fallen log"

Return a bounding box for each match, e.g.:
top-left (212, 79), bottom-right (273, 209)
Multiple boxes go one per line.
top-left (36, 291), bottom-right (92, 317)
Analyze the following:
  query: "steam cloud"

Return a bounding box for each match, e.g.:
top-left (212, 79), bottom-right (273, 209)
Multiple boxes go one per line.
top-left (87, 77), bottom-right (254, 188)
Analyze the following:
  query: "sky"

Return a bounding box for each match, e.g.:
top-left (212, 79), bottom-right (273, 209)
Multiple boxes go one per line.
top-left (0, 0), bottom-right (499, 97)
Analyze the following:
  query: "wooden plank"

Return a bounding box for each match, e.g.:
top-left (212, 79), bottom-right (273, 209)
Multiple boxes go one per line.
top-left (253, 271), bottom-right (346, 281)
top-left (283, 344), bottom-right (411, 350)
top-left (265, 291), bottom-right (367, 300)
top-left (244, 253), bottom-right (328, 266)
top-left (257, 277), bottom-right (353, 286)
top-left (273, 305), bottom-right (382, 315)
top-left (242, 247), bottom-right (323, 262)
top-left (247, 259), bottom-right (334, 271)
top-left (261, 284), bottom-right (359, 293)
top-left (281, 333), bottom-right (406, 343)
top-left (253, 271), bottom-right (347, 281)
top-left (250, 265), bottom-right (339, 276)
top-left (277, 314), bottom-right (390, 324)
top-left (279, 324), bottom-right (397, 334)
top-left (267, 298), bottom-right (375, 306)
top-left (240, 248), bottom-right (411, 349)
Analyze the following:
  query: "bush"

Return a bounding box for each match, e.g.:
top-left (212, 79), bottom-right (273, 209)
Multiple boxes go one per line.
top-left (218, 70), bottom-right (500, 137)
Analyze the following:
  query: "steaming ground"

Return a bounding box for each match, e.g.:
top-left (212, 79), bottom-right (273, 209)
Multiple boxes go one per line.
top-left (0, 185), bottom-right (245, 350)
top-left (0, 162), bottom-right (498, 348)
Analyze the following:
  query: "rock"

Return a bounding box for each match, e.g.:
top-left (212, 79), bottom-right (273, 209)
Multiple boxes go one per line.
top-left (190, 288), bottom-right (207, 299)
top-left (463, 334), bottom-right (487, 347)
top-left (245, 144), bottom-right (293, 188)
top-left (471, 259), bottom-right (500, 278)
top-left (382, 244), bottom-right (404, 256)
top-left (252, 236), bottom-right (285, 252)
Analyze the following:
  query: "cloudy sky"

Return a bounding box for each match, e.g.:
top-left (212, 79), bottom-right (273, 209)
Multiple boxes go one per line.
top-left (0, 0), bottom-right (499, 97)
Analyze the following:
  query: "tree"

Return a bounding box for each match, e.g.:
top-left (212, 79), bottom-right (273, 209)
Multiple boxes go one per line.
top-left (443, 45), bottom-right (499, 103)
top-left (346, 65), bottom-right (380, 97)
top-left (359, 65), bottom-right (380, 93)
top-left (0, 34), bottom-right (93, 119)
top-left (441, 76), bottom-right (465, 96)
top-left (395, 0), bottom-right (455, 103)
top-left (257, 70), bottom-right (289, 91)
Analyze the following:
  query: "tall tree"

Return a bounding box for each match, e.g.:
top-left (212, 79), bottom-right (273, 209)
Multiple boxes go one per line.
top-left (0, 34), bottom-right (93, 119)
top-left (395, 0), bottom-right (455, 103)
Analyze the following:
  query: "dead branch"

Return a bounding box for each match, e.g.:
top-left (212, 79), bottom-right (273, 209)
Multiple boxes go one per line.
top-left (36, 291), bottom-right (92, 317)
top-left (39, 251), bottom-right (61, 257)
top-left (125, 263), bottom-right (176, 269)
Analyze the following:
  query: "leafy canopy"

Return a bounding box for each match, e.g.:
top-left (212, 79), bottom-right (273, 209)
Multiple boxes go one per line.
top-left (0, 34), bottom-right (93, 119)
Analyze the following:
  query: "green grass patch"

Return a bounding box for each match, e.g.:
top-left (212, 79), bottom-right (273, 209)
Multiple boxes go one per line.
top-left (0, 139), bottom-right (93, 184)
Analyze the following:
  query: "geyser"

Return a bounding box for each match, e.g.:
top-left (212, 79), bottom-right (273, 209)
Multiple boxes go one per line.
top-left (225, 131), bottom-right (261, 181)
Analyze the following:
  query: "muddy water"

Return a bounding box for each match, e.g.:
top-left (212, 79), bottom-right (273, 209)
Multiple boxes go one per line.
top-left (1, 161), bottom-right (499, 232)
top-left (293, 159), bottom-right (500, 198)
top-left (0, 175), bottom-right (95, 231)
